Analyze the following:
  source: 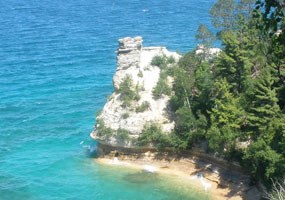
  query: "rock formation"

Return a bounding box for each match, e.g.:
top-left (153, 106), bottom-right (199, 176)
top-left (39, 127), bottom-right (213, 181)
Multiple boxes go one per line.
top-left (91, 36), bottom-right (180, 147)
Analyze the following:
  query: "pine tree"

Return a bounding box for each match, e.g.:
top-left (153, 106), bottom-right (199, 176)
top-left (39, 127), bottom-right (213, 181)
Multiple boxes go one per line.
top-left (243, 138), bottom-right (283, 184)
top-left (215, 30), bottom-right (253, 94)
top-left (246, 68), bottom-right (281, 141)
top-left (193, 62), bottom-right (214, 115)
top-left (207, 79), bottom-right (244, 154)
top-left (210, 0), bottom-right (236, 31)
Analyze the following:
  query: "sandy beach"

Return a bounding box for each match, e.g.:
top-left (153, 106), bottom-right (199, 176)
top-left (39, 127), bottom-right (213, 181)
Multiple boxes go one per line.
top-left (95, 155), bottom-right (257, 200)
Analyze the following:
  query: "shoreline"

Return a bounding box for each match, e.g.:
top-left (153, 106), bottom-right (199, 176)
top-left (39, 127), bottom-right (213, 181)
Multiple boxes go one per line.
top-left (95, 155), bottom-right (259, 200)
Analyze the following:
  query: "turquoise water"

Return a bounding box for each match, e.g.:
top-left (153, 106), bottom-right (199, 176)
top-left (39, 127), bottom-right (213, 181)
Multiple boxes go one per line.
top-left (0, 0), bottom-right (216, 199)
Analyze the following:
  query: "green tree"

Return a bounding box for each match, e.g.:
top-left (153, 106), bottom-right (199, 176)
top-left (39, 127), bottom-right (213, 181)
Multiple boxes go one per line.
top-left (170, 68), bottom-right (193, 111)
top-left (178, 51), bottom-right (202, 75)
top-left (254, 0), bottom-right (285, 109)
top-left (246, 69), bottom-right (281, 140)
top-left (210, 0), bottom-right (236, 31)
top-left (174, 106), bottom-right (207, 148)
top-left (243, 139), bottom-right (284, 184)
top-left (195, 24), bottom-right (216, 60)
top-left (196, 24), bottom-right (216, 47)
top-left (207, 79), bottom-right (244, 155)
top-left (214, 30), bottom-right (253, 93)
top-left (192, 62), bottom-right (214, 115)
top-left (237, 0), bottom-right (256, 20)
top-left (255, 0), bottom-right (285, 33)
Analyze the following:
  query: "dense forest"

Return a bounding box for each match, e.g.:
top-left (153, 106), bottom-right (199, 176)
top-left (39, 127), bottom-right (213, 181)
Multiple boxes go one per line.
top-left (140, 0), bottom-right (285, 189)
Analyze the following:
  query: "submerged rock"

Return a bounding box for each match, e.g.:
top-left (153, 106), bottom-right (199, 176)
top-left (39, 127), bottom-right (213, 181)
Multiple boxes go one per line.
top-left (91, 36), bottom-right (180, 147)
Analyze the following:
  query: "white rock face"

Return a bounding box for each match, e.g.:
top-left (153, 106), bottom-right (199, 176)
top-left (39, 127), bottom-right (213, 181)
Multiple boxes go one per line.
top-left (195, 44), bottom-right (221, 58)
top-left (91, 37), bottom-right (181, 147)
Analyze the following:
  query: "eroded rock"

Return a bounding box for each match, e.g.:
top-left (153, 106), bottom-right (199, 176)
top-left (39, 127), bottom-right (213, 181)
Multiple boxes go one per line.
top-left (91, 37), bottom-right (180, 147)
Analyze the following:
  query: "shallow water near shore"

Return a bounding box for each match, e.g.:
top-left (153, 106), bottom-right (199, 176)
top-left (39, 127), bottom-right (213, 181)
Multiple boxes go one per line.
top-left (93, 161), bottom-right (210, 200)
top-left (1, 0), bottom-right (216, 199)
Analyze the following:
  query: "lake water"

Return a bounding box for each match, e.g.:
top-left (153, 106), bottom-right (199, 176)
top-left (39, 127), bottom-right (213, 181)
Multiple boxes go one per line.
top-left (0, 0), bottom-right (216, 199)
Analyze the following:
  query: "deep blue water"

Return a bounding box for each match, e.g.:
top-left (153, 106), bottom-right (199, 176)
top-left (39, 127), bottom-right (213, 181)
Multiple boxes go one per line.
top-left (0, 0), bottom-right (216, 199)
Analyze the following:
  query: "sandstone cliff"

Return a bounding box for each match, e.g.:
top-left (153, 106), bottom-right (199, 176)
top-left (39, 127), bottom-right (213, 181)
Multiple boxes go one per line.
top-left (91, 37), bottom-right (180, 147)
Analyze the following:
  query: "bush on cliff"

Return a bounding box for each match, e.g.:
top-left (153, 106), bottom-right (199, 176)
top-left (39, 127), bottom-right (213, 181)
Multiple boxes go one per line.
top-left (96, 119), bottom-right (113, 139)
top-left (152, 72), bottom-right (171, 99)
top-left (151, 55), bottom-right (176, 69)
top-left (137, 123), bottom-right (171, 149)
top-left (151, 56), bottom-right (167, 69)
top-left (136, 101), bottom-right (150, 113)
top-left (116, 128), bottom-right (130, 144)
top-left (117, 75), bottom-right (140, 107)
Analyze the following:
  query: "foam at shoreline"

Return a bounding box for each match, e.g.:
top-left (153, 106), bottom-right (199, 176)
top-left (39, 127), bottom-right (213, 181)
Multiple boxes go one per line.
top-left (95, 158), bottom-right (211, 200)
top-left (95, 157), bottom-right (244, 200)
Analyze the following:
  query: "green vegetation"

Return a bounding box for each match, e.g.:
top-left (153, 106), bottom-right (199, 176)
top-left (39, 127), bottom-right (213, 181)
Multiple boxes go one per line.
top-left (96, 119), bottom-right (113, 139)
top-left (151, 0), bottom-right (285, 188)
top-left (121, 112), bottom-right (130, 119)
top-left (151, 55), bottom-right (176, 99)
top-left (99, 0), bottom-right (285, 190)
top-left (152, 72), bottom-right (171, 99)
top-left (117, 75), bottom-right (140, 107)
top-left (151, 55), bottom-right (167, 69)
top-left (196, 24), bottom-right (215, 48)
top-left (167, 56), bottom-right (175, 64)
top-left (137, 123), bottom-right (171, 149)
top-left (138, 70), bottom-right (143, 78)
top-left (151, 55), bottom-right (176, 69)
top-left (116, 128), bottom-right (130, 143)
top-left (135, 101), bottom-right (150, 113)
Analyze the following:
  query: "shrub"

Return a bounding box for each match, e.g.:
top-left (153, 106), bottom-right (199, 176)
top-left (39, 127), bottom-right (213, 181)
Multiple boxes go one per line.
top-left (117, 75), bottom-right (140, 107)
top-left (165, 65), bottom-right (177, 76)
top-left (116, 128), bottom-right (130, 142)
top-left (167, 56), bottom-right (175, 64)
top-left (96, 119), bottom-right (113, 139)
top-left (152, 73), bottom-right (171, 99)
top-left (136, 82), bottom-right (145, 92)
top-left (151, 56), bottom-right (167, 69)
top-left (136, 101), bottom-right (150, 113)
top-left (122, 112), bottom-right (130, 119)
top-left (137, 123), bottom-right (170, 149)
top-left (144, 66), bottom-right (150, 71)
top-left (138, 70), bottom-right (143, 78)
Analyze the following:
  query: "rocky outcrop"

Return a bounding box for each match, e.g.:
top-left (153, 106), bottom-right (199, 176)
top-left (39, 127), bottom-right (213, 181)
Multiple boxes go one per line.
top-left (91, 36), bottom-right (180, 147)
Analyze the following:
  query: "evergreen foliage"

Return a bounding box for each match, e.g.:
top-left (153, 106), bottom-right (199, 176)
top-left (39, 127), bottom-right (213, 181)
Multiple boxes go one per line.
top-left (98, 1), bottom-right (285, 187)
top-left (135, 101), bottom-right (150, 113)
top-left (96, 119), bottom-right (113, 139)
top-left (116, 128), bottom-right (130, 143)
top-left (196, 24), bottom-right (216, 49)
top-left (151, 55), bottom-right (167, 69)
top-left (137, 123), bottom-right (170, 149)
top-left (165, 0), bottom-right (285, 187)
top-left (152, 72), bottom-right (171, 99)
top-left (117, 75), bottom-right (140, 107)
